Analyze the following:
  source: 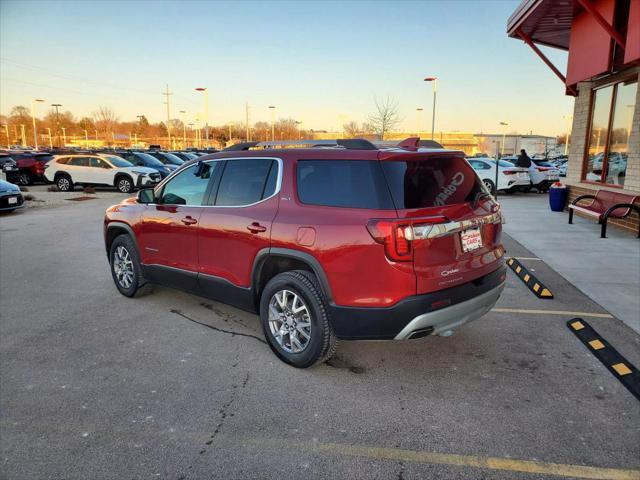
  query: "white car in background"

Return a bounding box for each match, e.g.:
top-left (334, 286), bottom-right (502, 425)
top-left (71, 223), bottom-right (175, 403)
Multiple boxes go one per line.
top-left (44, 154), bottom-right (161, 193)
top-left (500, 156), bottom-right (560, 192)
top-left (467, 157), bottom-right (530, 194)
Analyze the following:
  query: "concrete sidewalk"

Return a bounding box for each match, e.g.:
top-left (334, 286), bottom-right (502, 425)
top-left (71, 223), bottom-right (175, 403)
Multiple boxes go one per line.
top-left (499, 193), bottom-right (640, 333)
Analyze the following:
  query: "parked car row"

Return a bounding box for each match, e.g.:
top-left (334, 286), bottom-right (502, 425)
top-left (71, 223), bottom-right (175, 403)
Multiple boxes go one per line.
top-left (469, 155), bottom-right (560, 193)
top-left (0, 147), bottom-right (213, 193)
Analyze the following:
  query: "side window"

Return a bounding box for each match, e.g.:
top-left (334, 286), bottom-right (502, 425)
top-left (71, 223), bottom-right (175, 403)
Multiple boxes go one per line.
top-left (214, 159), bottom-right (276, 206)
top-left (56, 157), bottom-right (70, 165)
top-left (89, 158), bottom-right (109, 168)
top-left (159, 163), bottom-right (215, 205)
top-left (297, 160), bottom-right (394, 209)
top-left (69, 157), bottom-right (89, 167)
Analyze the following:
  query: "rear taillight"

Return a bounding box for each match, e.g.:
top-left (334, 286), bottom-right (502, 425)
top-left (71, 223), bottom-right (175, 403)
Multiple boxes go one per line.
top-left (366, 216), bottom-right (446, 262)
top-left (502, 170), bottom-right (517, 175)
top-left (537, 167), bottom-right (552, 172)
top-left (366, 220), bottom-right (411, 262)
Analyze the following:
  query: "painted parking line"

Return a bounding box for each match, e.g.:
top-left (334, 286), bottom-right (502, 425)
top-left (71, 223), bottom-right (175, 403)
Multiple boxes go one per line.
top-left (568, 318), bottom-right (640, 401)
top-left (250, 438), bottom-right (640, 480)
top-left (493, 308), bottom-right (614, 319)
top-left (507, 257), bottom-right (554, 298)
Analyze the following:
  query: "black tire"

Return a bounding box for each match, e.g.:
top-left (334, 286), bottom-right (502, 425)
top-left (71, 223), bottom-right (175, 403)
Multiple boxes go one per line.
top-left (259, 270), bottom-right (337, 368)
top-left (109, 234), bottom-right (152, 297)
top-left (56, 174), bottom-right (73, 192)
top-left (482, 179), bottom-right (496, 195)
top-left (17, 172), bottom-right (32, 186)
top-left (115, 175), bottom-right (134, 193)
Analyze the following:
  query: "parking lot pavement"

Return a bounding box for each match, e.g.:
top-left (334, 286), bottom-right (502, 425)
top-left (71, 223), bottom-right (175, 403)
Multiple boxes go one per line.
top-left (1, 199), bottom-right (639, 480)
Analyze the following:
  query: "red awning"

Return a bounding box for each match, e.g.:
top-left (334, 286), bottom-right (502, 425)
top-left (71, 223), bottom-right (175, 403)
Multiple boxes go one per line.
top-left (507, 0), bottom-right (577, 50)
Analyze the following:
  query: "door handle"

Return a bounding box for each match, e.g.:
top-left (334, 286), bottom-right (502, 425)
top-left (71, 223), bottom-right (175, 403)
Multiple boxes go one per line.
top-left (181, 216), bottom-right (198, 225)
top-left (247, 222), bottom-right (267, 233)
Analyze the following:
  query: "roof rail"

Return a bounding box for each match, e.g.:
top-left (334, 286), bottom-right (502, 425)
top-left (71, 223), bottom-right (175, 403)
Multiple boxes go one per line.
top-left (223, 142), bottom-right (259, 151)
top-left (223, 138), bottom-right (378, 151)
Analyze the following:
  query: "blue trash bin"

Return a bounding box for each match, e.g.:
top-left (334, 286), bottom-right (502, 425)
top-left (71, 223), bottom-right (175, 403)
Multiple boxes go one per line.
top-left (549, 185), bottom-right (567, 212)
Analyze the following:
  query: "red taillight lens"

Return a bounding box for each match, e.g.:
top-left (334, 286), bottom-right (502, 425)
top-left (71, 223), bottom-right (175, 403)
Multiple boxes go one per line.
top-left (366, 220), bottom-right (412, 262)
top-left (502, 170), bottom-right (517, 175)
top-left (537, 167), bottom-right (552, 172)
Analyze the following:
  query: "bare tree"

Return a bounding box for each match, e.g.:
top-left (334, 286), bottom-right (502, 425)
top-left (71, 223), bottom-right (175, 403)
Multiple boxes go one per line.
top-left (342, 121), bottom-right (360, 138)
top-left (368, 96), bottom-right (400, 140)
top-left (93, 106), bottom-right (119, 138)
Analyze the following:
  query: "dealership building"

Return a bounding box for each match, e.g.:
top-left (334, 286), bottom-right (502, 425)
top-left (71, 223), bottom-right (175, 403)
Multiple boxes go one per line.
top-left (508, 0), bottom-right (639, 234)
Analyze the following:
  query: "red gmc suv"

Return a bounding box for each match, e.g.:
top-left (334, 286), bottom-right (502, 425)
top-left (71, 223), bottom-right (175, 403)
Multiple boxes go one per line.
top-left (104, 139), bottom-right (506, 368)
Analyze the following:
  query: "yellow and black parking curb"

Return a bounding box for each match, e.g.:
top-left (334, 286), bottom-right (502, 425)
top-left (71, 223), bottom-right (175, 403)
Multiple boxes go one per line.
top-left (506, 257), bottom-right (553, 299)
top-left (568, 318), bottom-right (640, 401)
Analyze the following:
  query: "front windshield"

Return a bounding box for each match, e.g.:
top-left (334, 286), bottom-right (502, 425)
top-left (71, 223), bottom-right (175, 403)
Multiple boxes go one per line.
top-left (160, 152), bottom-right (185, 165)
top-left (106, 156), bottom-right (133, 167)
top-left (135, 153), bottom-right (164, 167)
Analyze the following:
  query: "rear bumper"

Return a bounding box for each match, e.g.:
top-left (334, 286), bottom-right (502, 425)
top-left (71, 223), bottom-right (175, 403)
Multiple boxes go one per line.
top-left (328, 265), bottom-right (506, 340)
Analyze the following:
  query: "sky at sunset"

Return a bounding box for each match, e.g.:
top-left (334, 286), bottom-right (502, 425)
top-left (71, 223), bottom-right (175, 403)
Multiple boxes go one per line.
top-left (0, 0), bottom-right (575, 136)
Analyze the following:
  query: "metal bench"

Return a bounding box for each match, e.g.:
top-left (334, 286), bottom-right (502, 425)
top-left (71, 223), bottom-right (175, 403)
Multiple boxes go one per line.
top-left (568, 190), bottom-right (640, 238)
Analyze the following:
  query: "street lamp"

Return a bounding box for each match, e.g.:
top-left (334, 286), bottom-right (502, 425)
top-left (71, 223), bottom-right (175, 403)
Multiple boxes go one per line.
top-left (46, 128), bottom-right (53, 148)
top-left (51, 103), bottom-right (62, 147)
top-left (2, 124), bottom-right (9, 148)
top-left (562, 115), bottom-right (573, 156)
top-left (268, 106), bottom-right (276, 142)
top-left (416, 107), bottom-right (424, 134)
top-left (179, 110), bottom-right (187, 148)
top-left (31, 99), bottom-right (44, 149)
top-left (499, 121), bottom-right (509, 157)
top-left (20, 125), bottom-right (26, 147)
top-left (424, 77), bottom-right (437, 140)
top-left (195, 87), bottom-right (209, 148)
top-left (296, 121), bottom-right (303, 140)
top-left (61, 127), bottom-right (67, 146)
top-left (83, 129), bottom-right (88, 146)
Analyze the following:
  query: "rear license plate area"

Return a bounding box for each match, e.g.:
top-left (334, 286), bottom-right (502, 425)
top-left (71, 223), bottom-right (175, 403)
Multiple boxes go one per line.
top-left (460, 228), bottom-right (482, 252)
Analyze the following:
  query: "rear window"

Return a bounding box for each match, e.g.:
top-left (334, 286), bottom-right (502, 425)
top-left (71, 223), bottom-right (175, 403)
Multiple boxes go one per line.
top-left (381, 156), bottom-right (484, 209)
top-left (297, 160), bottom-right (394, 209)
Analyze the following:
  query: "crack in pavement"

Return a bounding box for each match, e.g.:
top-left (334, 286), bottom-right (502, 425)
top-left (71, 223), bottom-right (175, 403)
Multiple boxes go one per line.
top-left (170, 309), bottom-right (266, 344)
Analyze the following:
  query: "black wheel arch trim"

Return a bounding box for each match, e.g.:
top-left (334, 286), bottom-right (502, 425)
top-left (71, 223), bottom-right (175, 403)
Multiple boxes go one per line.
top-left (105, 221), bottom-right (139, 257)
top-left (251, 247), bottom-right (334, 304)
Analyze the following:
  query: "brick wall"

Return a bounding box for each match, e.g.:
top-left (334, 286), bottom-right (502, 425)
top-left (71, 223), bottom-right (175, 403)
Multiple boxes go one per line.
top-left (564, 67), bottom-right (640, 236)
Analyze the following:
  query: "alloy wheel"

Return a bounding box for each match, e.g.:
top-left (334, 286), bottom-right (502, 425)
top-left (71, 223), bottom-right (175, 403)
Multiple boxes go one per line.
top-left (268, 289), bottom-right (312, 354)
top-left (113, 246), bottom-right (134, 289)
top-left (118, 179), bottom-right (132, 193)
top-left (58, 177), bottom-right (70, 191)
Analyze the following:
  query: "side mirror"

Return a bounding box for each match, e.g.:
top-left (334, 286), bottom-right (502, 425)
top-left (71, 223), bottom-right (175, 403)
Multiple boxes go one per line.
top-left (137, 188), bottom-right (155, 204)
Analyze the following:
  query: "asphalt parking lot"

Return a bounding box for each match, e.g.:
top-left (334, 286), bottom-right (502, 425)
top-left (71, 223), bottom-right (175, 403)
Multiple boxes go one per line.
top-left (1, 196), bottom-right (639, 480)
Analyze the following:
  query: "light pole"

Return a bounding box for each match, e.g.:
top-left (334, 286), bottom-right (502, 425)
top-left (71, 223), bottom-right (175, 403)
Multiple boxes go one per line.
top-left (46, 128), bottom-right (53, 148)
top-left (94, 129), bottom-right (98, 142)
top-left (268, 106), bottom-right (276, 142)
top-left (188, 123), bottom-right (194, 147)
top-left (245, 102), bottom-right (251, 141)
top-left (296, 121), bottom-right (302, 140)
top-left (416, 107), bottom-right (424, 135)
top-left (562, 115), bottom-right (573, 156)
top-left (31, 99), bottom-right (44, 149)
top-left (83, 129), bottom-right (88, 146)
top-left (195, 87), bottom-right (209, 148)
top-left (51, 103), bottom-right (62, 147)
top-left (180, 110), bottom-right (187, 148)
top-left (2, 124), bottom-right (9, 148)
top-left (61, 127), bottom-right (67, 147)
top-left (424, 77), bottom-right (437, 140)
top-left (20, 125), bottom-right (26, 147)
top-left (499, 121), bottom-right (509, 157)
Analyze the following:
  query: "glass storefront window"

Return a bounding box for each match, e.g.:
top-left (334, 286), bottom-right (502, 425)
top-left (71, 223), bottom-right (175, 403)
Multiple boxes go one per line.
top-left (605, 80), bottom-right (637, 186)
top-left (584, 78), bottom-right (637, 186)
top-left (585, 86), bottom-right (613, 183)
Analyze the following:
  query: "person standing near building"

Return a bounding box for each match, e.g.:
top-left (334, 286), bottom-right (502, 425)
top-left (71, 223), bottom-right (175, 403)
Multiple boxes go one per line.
top-left (515, 149), bottom-right (532, 168)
